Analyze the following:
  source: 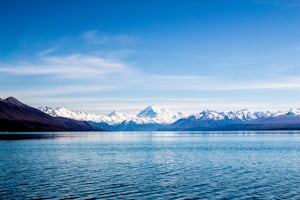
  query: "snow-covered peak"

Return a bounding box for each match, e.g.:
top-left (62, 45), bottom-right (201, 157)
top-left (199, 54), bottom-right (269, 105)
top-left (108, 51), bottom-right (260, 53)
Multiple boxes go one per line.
top-left (39, 106), bottom-right (102, 122)
top-left (109, 111), bottom-right (120, 117)
top-left (192, 109), bottom-right (272, 121)
top-left (226, 109), bottom-right (259, 121)
top-left (271, 108), bottom-right (300, 117)
top-left (135, 105), bottom-right (185, 124)
top-left (195, 110), bottom-right (226, 120)
top-left (137, 105), bottom-right (161, 118)
top-left (102, 111), bottom-right (135, 125)
top-left (286, 108), bottom-right (300, 116)
top-left (39, 106), bottom-right (61, 117)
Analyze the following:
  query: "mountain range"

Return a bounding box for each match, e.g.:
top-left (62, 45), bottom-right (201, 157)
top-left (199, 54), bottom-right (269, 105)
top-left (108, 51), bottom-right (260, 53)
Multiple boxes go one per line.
top-left (1, 96), bottom-right (300, 131)
top-left (39, 103), bottom-right (300, 131)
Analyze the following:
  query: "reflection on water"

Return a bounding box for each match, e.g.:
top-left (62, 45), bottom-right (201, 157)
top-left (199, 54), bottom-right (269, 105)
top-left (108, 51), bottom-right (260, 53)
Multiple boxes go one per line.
top-left (1, 131), bottom-right (300, 199)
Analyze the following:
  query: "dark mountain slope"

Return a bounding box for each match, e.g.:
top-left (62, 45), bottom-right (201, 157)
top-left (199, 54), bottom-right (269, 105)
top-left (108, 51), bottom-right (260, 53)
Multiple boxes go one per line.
top-left (0, 97), bottom-right (102, 132)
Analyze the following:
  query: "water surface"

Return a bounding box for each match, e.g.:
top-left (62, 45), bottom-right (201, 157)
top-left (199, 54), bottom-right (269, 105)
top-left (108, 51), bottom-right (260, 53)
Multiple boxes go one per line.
top-left (1, 131), bottom-right (300, 199)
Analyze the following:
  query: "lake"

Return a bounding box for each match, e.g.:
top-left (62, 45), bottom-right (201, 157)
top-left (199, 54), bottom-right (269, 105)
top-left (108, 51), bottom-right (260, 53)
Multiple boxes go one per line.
top-left (1, 131), bottom-right (300, 199)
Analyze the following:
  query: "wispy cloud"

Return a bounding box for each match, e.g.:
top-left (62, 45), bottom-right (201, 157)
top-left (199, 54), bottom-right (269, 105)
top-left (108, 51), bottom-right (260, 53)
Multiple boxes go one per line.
top-left (127, 74), bottom-right (300, 91)
top-left (0, 53), bottom-right (133, 78)
top-left (2, 51), bottom-right (300, 91)
top-left (2, 30), bottom-right (300, 113)
top-left (2, 51), bottom-right (300, 114)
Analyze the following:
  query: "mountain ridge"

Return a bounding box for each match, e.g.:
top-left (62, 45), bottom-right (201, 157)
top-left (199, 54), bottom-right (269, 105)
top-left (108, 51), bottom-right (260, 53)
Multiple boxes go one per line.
top-left (2, 96), bottom-right (300, 131)
top-left (39, 105), bottom-right (300, 124)
top-left (39, 104), bottom-right (300, 131)
top-left (0, 97), bottom-right (102, 132)
top-left (40, 105), bottom-right (185, 125)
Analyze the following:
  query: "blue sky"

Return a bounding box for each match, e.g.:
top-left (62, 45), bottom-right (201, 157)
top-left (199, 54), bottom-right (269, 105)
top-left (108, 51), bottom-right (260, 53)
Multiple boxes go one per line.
top-left (1, 0), bottom-right (300, 114)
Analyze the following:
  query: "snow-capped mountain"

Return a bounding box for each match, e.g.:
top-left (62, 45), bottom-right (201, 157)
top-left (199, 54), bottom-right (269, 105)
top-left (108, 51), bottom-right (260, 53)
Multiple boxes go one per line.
top-left (190, 109), bottom-right (295, 122)
top-left (226, 109), bottom-right (259, 121)
top-left (39, 106), bottom-right (135, 125)
top-left (135, 106), bottom-right (185, 124)
top-left (193, 109), bottom-right (249, 121)
top-left (100, 111), bottom-right (136, 125)
top-left (39, 105), bottom-right (185, 125)
top-left (285, 108), bottom-right (300, 116)
top-left (39, 105), bottom-right (300, 131)
top-left (170, 108), bottom-right (300, 131)
top-left (39, 106), bottom-right (103, 122)
top-left (5, 96), bottom-right (300, 132)
top-left (40, 106), bottom-right (300, 124)
top-left (194, 110), bottom-right (226, 120)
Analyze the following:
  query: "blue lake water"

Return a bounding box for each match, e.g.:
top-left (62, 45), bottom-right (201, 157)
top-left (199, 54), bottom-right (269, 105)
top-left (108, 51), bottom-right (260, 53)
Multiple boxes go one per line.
top-left (1, 131), bottom-right (300, 199)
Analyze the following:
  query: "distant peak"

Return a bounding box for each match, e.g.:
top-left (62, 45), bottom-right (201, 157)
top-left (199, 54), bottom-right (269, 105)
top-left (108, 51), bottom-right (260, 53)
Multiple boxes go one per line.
top-left (287, 108), bottom-right (300, 115)
top-left (137, 106), bottom-right (159, 118)
top-left (144, 105), bottom-right (158, 110)
top-left (6, 96), bottom-right (18, 101)
top-left (289, 108), bottom-right (300, 112)
top-left (199, 109), bottom-right (216, 114)
top-left (109, 110), bottom-right (121, 117)
top-left (137, 105), bottom-right (172, 118)
top-left (3, 96), bottom-right (24, 106)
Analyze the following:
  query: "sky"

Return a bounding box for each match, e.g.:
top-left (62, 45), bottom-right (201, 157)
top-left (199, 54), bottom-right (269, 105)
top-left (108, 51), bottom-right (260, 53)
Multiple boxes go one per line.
top-left (1, 0), bottom-right (300, 114)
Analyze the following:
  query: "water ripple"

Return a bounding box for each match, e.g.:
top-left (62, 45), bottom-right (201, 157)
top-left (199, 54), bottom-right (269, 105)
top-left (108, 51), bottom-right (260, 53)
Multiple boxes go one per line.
top-left (2, 132), bottom-right (300, 199)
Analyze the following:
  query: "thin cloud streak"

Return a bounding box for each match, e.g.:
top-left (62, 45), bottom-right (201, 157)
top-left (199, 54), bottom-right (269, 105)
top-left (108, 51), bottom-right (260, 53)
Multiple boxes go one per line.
top-left (136, 75), bottom-right (300, 91)
top-left (0, 54), bottom-right (133, 78)
top-left (2, 49), bottom-right (300, 114)
top-left (1, 51), bottom-right (300, 91)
